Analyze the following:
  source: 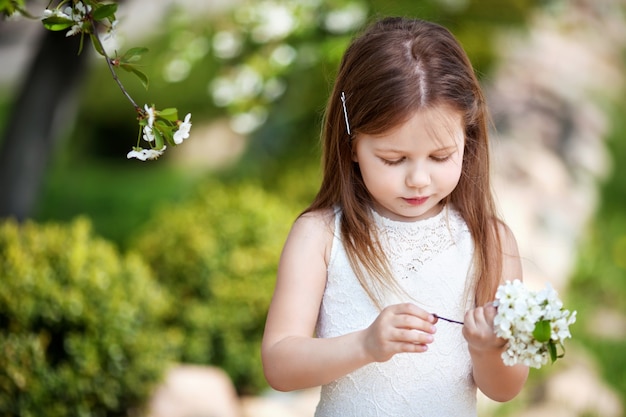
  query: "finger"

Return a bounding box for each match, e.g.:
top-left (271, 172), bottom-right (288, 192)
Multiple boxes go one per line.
top-left (394, 313), bottom-right (437, 335)
top-left (471, 306), bottom-right (493, 328)
top-left (483, 303), bottom-right (498, 322)
top-left (463, 309), bottom-right (477, 328)
top-left (400, 342), bottom-right (430, 353)
top-left (392, 328), bottom-right (435, 345)
top-left (397, 303), bottom-right (436, 323)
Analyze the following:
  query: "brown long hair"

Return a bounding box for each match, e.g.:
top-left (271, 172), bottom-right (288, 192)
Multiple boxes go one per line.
top-left (304, 17), bottom-right (502, 307)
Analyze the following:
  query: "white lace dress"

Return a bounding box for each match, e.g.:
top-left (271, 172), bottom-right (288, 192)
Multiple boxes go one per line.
top-left (315, 206), bottom-right (477, 417)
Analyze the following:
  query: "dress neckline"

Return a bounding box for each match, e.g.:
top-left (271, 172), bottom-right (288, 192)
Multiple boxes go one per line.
top-left (371, 204), bottom-right (450, 230)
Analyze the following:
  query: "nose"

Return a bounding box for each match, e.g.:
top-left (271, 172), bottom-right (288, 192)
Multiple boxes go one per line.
top-left (405, 161), bottom-right (431, 189)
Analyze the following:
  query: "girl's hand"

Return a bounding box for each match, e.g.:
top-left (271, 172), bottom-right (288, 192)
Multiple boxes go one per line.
top-left (462, 303), bottom-right (507, 353)
top-left (361, 303), bottom-right (437, 362)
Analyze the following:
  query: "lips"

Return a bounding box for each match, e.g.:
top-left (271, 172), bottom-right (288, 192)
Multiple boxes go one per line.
top-left (403, 196), bottom-right (429, 206)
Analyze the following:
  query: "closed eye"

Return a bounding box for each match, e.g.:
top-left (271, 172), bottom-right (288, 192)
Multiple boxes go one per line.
top-left (430, 154), bottom-right (452, 162)
top-left (380, 157), bottom-right (405, 166)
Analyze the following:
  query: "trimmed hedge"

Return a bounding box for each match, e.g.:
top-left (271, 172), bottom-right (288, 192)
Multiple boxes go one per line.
top-left (132, 180), bottom-right (296, 394)
top-left (0, 218), bottom-right (179, 417)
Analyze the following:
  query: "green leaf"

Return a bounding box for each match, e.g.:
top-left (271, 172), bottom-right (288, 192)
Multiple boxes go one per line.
top-left (0, 0), bottom-right (21, 16)
top-left (154, 120), bottom-right (171, 129)
top-left (121, 47), bottom-right (149, 64)
top-left (154, 121), bottom-right (175, 146)
top-left (153, 128), bottom-right (165, 150)
top-left (130, 68), bottom-right (149, 90)
top-left (120, 64), bottom-right (149, 89)
top-left (162, 126), bottom-right (175, 146)
top-left (548, 341), bottom-right (557, 363)
top-left (92, 3), bottom-right (118, 21)
top-left (4, 2), bottom-right (35, 18)
top-left (42, 16), bottom-right (73, 31)
top-left (532, 319), bottom-right (551, 343)
top-left (557, 341), bottom-right (566, 360)
top-left (158, 108), bottom-right (179, 122)
top-left (77, 33), bottom-right (85, 56)
top-left (89, 33), bottom-right (105, 56)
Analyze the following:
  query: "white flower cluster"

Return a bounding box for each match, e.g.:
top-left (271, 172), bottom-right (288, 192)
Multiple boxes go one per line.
top-left (40, 2), bottom-right (189, 162)
top-left (127, 104), bottom-right (192, 161)
top-left (493, 279), bottom-right (577, 369)
top-left (43, 2), bottom-right (92, 37)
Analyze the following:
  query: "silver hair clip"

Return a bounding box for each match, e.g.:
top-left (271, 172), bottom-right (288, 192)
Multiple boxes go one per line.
top-left (340, 91), bottom-right (351, 136)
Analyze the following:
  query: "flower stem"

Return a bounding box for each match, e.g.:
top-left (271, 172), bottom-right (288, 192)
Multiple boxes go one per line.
top-left (434, 314), bottom-right (464, 325)
top-left (90, 19), bottom-right (142, 114)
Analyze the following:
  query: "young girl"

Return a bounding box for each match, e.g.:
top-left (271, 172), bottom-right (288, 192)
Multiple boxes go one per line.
top-left (262, 17), bottom-right (529, 416)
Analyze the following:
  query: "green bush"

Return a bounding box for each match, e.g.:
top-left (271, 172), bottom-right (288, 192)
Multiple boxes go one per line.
top-left (0, 218), bottom-right (178, 417)
top-left (132, 180), bottom-right (297, 394)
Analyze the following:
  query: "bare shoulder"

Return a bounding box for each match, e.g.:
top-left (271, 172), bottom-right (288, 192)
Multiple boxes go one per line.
top-left (289, 208), bottom-right (336, 264)
top-left (494, 219), bottom-right (523, 281)
top-left (296, 207), bottom-right (336, 231)
top-left (494, 220), bottom-right (520, 257)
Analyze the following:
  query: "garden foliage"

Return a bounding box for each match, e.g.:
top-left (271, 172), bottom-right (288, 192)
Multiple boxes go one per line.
top-left (132, 180), bottom-right (296, 393)
top-left (0, 218), bottom-right (178, 417)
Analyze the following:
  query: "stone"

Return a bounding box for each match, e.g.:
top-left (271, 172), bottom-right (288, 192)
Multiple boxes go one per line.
top-left (146, 364), bottom-right (242, 417)
top-left (240, 388), bottom-right (321, 417)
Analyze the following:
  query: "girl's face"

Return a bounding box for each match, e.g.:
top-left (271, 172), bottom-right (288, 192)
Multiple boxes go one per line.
top-left (352, 105), bottom-right (465, 222)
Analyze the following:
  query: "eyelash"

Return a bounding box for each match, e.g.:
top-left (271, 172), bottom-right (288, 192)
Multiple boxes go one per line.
top-left (380, 155), bottom-right (450, 165)
top-left (431, 155), bottom-right (451, 162)
top-left (381, 158), bottom-right (404, 166)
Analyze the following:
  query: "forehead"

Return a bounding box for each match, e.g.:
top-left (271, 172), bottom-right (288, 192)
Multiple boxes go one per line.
top-left (360, 105), bottom-right (465, 147)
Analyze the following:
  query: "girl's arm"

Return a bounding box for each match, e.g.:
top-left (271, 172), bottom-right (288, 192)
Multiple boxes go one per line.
top-left (462, 223), bottom-right (529, 402)
top-left (261, 210), bottom-right (436, 392)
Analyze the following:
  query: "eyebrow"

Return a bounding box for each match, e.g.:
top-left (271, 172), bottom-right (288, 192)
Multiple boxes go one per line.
top-left (432, 145), bottom-right (459, 153)
top-left (375, 144), bottom-right (459, 153)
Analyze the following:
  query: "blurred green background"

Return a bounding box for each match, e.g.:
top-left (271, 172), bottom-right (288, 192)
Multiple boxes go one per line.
top-left (1, 0), bottom-right (625, 416)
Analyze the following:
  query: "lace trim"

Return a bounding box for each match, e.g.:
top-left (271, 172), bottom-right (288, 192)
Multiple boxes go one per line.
top-left (372, 206), bottom-right (463, 280)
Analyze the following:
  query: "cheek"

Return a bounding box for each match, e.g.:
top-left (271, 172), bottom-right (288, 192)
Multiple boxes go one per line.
top-left (433, 156), bottom-right (464, 189)
top-left (359, 161), bottom-right (393, 192)
top-left (358, 160), bottom-right (379, 185)
top-left (447, 157), bottom-right (464, 187)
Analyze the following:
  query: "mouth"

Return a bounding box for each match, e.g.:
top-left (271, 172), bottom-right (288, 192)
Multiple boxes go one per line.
top-left (403, 196), bottom-right (429, 206)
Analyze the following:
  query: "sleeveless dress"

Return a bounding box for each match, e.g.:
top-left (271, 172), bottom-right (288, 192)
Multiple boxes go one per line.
top-left (315, 205), bottom-right (477, 417)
